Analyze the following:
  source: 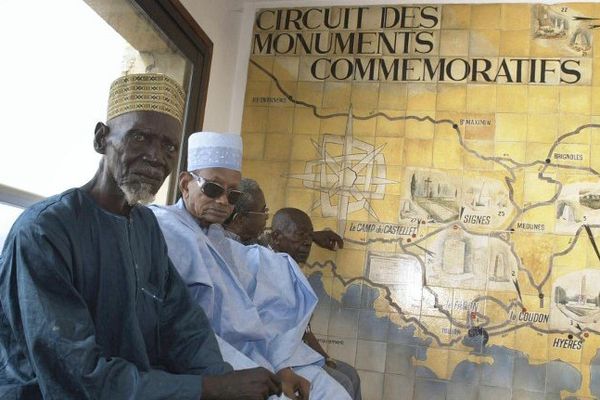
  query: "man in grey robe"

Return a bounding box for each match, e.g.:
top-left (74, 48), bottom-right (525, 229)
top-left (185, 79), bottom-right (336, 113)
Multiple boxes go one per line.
top-left (0, 74), bottom-right (281, 399)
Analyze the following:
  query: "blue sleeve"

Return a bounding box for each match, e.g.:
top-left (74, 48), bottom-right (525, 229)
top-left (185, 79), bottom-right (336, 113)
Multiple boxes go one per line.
top-left (0, 221), bottom-right (225, 399)
top-left (158, 255), bottom-right (233, 377)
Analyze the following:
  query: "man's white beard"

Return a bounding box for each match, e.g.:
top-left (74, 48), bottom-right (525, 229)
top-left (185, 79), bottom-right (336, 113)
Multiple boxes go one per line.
top-left (120, 182), bottom-right (156, 206)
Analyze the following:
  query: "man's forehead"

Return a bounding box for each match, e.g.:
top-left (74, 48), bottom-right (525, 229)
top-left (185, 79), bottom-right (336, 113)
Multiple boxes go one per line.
top-left (111, 111), bottom-right (181, 140)
top-left (195, 167), bottom-right (241, 185)
top-left (287, 216), bottom-right (313, 233)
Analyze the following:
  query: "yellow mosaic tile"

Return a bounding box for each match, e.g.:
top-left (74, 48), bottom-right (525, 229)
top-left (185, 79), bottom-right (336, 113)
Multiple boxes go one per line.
top-left (375, 113), bottom-right (405, 137)
top-left (500, 4), bottom-right (531, 30)
top-left (241, 106), bottom-right (268, 133)
top-left (293, 107), bottom-right (321, 135)
top-left (523, 171), bottom-right (558, 203)
top-left (499, 30), bottom-right (531, 57)
top-left (403, 138), bottom-right (433, 167)
top-left (272, 56), bottom-right (300, 81)
top-left (471, 4), bottom-right (501, 30)
top-left (351, 82), bottom-right (380, 110)
top-left (296, 81), bottom-right (324, 107)
top-left (352, 114), bottom-right (377, 138)
top-left (590, 144), bottom-right (600, 172)
top-left (264, 133), bottom-right (292, 161)
top-left (558, 114), bottom-right (592, 144)
top-left (494, 141), bottom-right (527, 164)
top-left (560, 86), bottom-right (592, 115)
top-left (432, 139), bottom-right (463, 170)
top-left (527, 114), bottom-right (558, 144)
top-left (469, 30), bottom-right (501, 57)
top-left (244, 80), bottom-right (271, 106)
top-left (406, 84), bottom-right (438, 112)
top-left (436, 84), bottom-right (466, 112)
top-left (266, 107), bottom-right (294, 134)
top-left (441, 4), bottom-right (471, 29)
top-left (247, 56), bottom-right (273, 82)
top-left (290, 134), bottom-right (320, 161)
top-left (495, 113), bottom-right (528, 142)
top-left (528, 86), bottom-right (559, 113)
top-left (525, 142), bottom-right (552, 164)
top-left (434, 112), bottom-right (462, 140)
top-left (319, 112), bottom-right (348, 136)
top-left (376, 136), bottom-right (404, 167)
top-left (242, 132), bottom-right (266, 160)
top-left (322, 82), bottom-right (352, 109)
top-left (463, 140), bottom-right (495, 170)
top-left (439, 30), bottom-right (469, 57)
top-left (496, 85), bottom-right (528, 113)
top-left (378, 83), bottom-right (407, 110)
top-left (405, 112), bottom-right (435, 139)
top-left (466, 85), bottom-right (497, 113)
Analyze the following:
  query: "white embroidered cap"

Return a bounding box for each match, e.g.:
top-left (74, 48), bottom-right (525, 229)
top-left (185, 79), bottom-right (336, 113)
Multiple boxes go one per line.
top-left (187, 132), bottom-right (243, 172)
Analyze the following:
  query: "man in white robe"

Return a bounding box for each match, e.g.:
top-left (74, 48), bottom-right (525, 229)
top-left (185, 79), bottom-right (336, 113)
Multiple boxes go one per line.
top-left (151, 132), bottom-right (350, 400)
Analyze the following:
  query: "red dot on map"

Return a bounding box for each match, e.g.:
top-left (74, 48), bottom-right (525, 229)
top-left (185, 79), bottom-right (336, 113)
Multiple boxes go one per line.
top-left (453, 225), bottom-right (458, 230)
top-left (412, 234), bottom-right (417, 238)
top-left (522, 308), bottom-right (527, 313)
top-left (407, 238), bottom-right (412, 243)
top-left (470, 312), bottom-right (476, 319)
top-left (585, 332), bottom-right (590, 337)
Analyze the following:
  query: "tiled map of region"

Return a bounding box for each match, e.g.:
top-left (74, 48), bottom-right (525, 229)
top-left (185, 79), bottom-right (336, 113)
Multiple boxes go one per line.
top-left (241, 4), bottom-right (600, 399)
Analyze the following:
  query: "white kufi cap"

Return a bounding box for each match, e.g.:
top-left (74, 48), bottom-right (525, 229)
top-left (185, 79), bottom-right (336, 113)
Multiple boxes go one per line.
top-left (187, 132), bottom-right (243, 171)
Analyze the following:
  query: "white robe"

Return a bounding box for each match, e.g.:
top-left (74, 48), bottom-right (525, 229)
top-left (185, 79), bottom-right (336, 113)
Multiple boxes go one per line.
top-left (151, 201), bottom-right (350, 400)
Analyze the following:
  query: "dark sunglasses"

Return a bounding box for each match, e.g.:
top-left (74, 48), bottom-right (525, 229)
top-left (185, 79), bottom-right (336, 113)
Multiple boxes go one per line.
top-left (189, 172), bottom-right (243, 205)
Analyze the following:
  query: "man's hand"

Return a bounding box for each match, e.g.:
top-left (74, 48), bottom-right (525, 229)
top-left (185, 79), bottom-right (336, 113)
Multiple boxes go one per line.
top-left (312, 230), bottom-right (344, 250)
top-left (202, 367), bottom-right (282, 400)
top-left (276, 367), bottom-right (310, 400)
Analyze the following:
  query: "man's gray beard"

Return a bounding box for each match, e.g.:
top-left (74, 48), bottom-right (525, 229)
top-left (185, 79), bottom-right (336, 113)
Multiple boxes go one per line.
top-left (120, 182), bottom-right (156, 206)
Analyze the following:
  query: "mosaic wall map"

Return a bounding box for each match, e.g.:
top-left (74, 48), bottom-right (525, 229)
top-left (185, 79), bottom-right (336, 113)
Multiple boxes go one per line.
top-left (241, 4), bottom-right (600, 399)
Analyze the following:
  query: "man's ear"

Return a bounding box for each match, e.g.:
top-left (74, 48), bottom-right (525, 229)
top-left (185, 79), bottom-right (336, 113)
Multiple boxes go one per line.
top-left (179, 171), bottom-right (192, 200)
top-left (93, 122), bottom-right (109, 154)
top-left (231, 212), bottom-right (242, 222)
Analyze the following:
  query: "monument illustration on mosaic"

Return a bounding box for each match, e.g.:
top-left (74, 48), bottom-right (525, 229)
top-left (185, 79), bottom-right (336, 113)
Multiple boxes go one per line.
top-left (241, 3), bottom-right (600, 399)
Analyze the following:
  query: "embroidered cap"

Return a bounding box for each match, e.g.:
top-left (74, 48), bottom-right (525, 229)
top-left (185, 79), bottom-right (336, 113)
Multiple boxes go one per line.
top-left (107, 73), bottom-right (186, 123)
top-left (187, 132), bottom-right (243, 172)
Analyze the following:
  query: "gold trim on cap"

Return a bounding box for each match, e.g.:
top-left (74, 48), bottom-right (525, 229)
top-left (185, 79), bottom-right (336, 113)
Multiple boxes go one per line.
top-left (107, 73), bottom-right (186, 123)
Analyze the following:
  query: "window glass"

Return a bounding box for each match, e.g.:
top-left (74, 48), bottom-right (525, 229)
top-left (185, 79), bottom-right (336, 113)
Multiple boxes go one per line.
top-left (0, 0), bottom-right (190, 203)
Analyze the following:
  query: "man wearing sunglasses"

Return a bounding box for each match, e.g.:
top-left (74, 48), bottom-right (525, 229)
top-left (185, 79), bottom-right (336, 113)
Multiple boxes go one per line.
top-left (223, 178), bottom-right (343, 251)
top-left (223, 178), bottom-right (270, 246)
top-left (152, 132), bottom-right (351, 400)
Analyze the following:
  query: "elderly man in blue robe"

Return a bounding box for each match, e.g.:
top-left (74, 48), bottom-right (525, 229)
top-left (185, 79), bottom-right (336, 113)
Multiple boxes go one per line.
top-left (151, 132), bottom-right (351, 400)
top-left (0, 74), bottom-right (282, 399)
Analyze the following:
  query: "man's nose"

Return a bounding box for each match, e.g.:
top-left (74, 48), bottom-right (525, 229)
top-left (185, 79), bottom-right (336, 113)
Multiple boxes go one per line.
top-left (143, 145), bottom-right (165, 167)
top-left (214, 191), bottom-right (230, 205)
